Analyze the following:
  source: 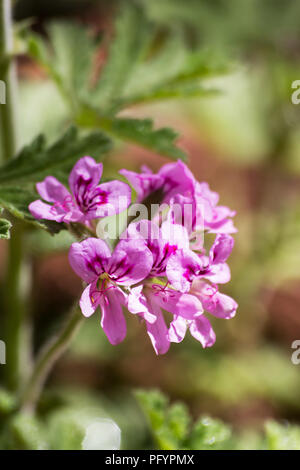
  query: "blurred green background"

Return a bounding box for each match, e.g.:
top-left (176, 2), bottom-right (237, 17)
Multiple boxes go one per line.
top-left (1, 0), bottom-right (300, 449)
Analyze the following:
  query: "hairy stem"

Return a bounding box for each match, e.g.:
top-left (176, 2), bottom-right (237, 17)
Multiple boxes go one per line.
top-left (0, 0), bottom-right (25, 392)
top-left (0, 0), bottom-right (19, 162)
top-left (20, 305), bottom-right (83, 413)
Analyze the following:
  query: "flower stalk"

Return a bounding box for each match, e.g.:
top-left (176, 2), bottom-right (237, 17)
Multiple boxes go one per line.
top-left (0, 0), bottom-right (19, 162)
top-left (0, 0), bottom-right (25, 392)
top-left (20, 304), bottom-right (83, 413)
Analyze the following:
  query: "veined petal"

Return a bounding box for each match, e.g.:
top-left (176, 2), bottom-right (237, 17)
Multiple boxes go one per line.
top-left (191, 280), bottom-right (237, 319)
top-left (89, 180), bottom-right (131, 218)
top-left (69, 156), bottom-right (103, 196)
top-left (204, 291), bottom-right (238, 319)
top-left (166, 249), bottom-right (203, 292)
top-left (69, 237), bottom-right (111, 283)
top-left (167, 194), bottom-right (199, 236)
top-left (210, 234), bottom-right (234, 264)
top-left (159, 160), bottom-right (195, 201)
top-left (99, 287), bottom-right (127, 345)
top-left (123, 221), bottom-right (164, 276)
top-left (189, 316), bottom-right (216, 348)
top-left (108, 239), bottom-right (153, 285)
top-left (119, 169), bottom-right (163, 203)
top-left (29, 200), bottom-right (66, 222)
top-left (36, 176), bottom-right (71, 203)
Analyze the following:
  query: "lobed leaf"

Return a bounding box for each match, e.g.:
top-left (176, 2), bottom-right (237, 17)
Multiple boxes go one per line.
top-left (0, 218), bottom-right (12, 239)
top-left (92, 3), bottom-right (152, 114)
top-left (77, 108), bottom-right (186, 160)
top-left (0, 126), bottom-right (111, 185)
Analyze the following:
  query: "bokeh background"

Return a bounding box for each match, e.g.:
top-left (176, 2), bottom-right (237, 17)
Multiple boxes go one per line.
top-left (1, 0), bottom-right (300, 449)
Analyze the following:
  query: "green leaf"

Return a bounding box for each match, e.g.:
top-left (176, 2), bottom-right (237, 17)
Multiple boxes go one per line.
top-left (26, 5), bottom-right (225, 117)
top-left (121, 83), bottom-right (220, 106)
top-left (0, 186), bottom-right (60, 233)
top-left (123, 36), bottom-right (228, 106)
top-left (8, 413), bottom-right (48, 450)
top-left (27, 22), bottom-right (98, 107)
top-left (187, 416), bottom-right (232, 450)
top-left (0, 126), bottom-right (112, 186)
top-left (48, 22), bottom-right (96, 103)
top-left (92, 3), bottom-right (152, 113)
top-left (167, 402), bottom-right (191, 444)
top-left (135, 389), bottom-right (190, 450)
top-left (77, 108), bottom-right (186, 160)
top-left (135, 389), bottom-right (232, 450)
top-left (265, 421), bottom-right (300, 450)
top-left (0, 218), bottom-right (12, 239)
top-left (122, 33), bottom-right (188, 100)
top-left (135, 389), bottom-right (168, 432)
top-left (24, 6), bottom-right (226, 163)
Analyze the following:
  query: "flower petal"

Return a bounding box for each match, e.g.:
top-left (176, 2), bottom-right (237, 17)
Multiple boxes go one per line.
top-left (69, 156), bottom-right (103, 196)
top-left (207, 218), bottom-right (238, 234)
top-left (159, 160), bottom-right (195, 202)
top-left (160, 221), bottom-right (190, 250)
top-left (79, 283), bottom-right (97, 318)
top-left (108, 239), bottom-right (153, 285)
top-left (100, 287), bottom-right (127, 345)
top-left (127, 286), bottom-right (156, 324)
top-left (36, 176), bottom-right (71, 203)
top-left (29, 200), bottom-right (66, 222)
top-left (145, 296), bottom-right (170, 355)
top-left (192, 280), bottom-right (237, 319)
top-left (119, 169), bottom-right (163, 203)
top-left (151, 289), bottom-right (203, 319)
top-left (210, 234), bottom-right (234, 264)
top-left (166, 249), bottom-right (202, 292)
top-left (189, 316), bottom-right (216, 348)
top-left (204, 291), bottom-right (238, 319)
top-left (196, 182), bottom-right (219, 207)
top-left (88, 180), bottom-right (131, 218)
top-left (168, 315), bottom-right (187, 343)
top-left (69, 238), bottom-right (111, 283)
top-left (206, 263), bottom-right (231, 284)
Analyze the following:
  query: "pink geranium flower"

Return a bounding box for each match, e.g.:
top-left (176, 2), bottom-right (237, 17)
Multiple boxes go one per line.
top-left (120, 160), bottom-right (237, 235)
top-left (29, 156), bottom-right (131, 224)
top-left (120, 160), bottom-right (195, 204)
top-left (68, 237), bottom-right (153, 345)
top-left (166, 234), bottom-right (234, 293)
top-left (123, 219), bottom-right (190, 277)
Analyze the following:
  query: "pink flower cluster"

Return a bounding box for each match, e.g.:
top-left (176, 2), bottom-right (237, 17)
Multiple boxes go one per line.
top-left (30, 157), bottom-right (237, 354)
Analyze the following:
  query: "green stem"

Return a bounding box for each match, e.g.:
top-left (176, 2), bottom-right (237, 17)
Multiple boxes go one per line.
top-left (0, 0), bottom-right (25, 392)
top-left (20, 305), bottom-right (83, 413)
top-left (0, 0), bottom-right (19, 162)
